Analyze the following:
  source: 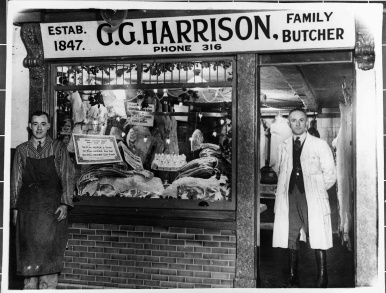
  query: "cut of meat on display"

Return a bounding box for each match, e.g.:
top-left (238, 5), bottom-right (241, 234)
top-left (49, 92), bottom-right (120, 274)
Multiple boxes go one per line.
top-left (125, 125), bottom-right (162, 169)
top-left (179, 157), bottom-right (218, 173)
top-left (59, 84), bottom-right (233, 202)
top-left (191, 129), bottom-right (204, 151)
top-left (163, 174), bottom-right (230, 201)
top-left (75, 141), bottom-right (231, 201)
top-left (76, 163), bottom-right (154, 194)
top-left (199, 148), bottom-right (222, 158)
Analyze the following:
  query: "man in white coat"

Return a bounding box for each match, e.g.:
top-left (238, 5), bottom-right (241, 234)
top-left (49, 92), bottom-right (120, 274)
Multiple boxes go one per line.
top-left (272, 108), bottom-right (336, 288)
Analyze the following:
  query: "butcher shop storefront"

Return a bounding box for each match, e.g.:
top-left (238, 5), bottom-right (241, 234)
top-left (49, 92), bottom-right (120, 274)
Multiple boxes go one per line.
top-left (6, 2), bottom-right (383, 291)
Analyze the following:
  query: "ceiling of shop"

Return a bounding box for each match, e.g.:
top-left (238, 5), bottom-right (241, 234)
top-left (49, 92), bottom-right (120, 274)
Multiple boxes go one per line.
top-left (260, 53), bottom-right (354, 113)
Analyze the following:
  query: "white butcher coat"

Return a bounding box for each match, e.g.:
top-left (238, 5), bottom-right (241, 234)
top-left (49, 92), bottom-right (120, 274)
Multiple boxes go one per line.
top-left (272, 133), bottom-right (336, 249)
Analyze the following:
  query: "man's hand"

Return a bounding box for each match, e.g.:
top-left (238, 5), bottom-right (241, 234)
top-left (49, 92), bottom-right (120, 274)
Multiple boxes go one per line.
top-left (55, 205), bottom-right (68, 222)
top-left (12, 210), bottom-right (18, 225)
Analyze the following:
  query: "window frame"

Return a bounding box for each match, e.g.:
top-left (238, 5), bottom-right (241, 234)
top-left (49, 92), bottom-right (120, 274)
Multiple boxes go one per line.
top-left (48, 56), bottom-right (237, 213)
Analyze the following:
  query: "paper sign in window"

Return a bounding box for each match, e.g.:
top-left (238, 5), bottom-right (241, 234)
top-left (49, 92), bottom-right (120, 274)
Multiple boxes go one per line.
top-left (73, 134), bottom-right (123, 164)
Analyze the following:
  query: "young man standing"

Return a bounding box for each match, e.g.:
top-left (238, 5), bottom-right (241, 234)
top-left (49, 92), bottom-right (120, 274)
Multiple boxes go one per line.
top-left (10, 111), bottom-right (74, 289)
top-left (272, 108), bottom-right (336, 288)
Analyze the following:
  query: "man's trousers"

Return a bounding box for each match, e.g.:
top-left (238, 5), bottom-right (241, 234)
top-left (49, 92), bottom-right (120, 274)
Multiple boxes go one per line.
top-left (288, 184), bottom-right (309, 249)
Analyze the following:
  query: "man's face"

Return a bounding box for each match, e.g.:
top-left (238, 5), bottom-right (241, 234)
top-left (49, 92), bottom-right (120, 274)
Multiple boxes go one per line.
top-left (288, 110), bottom-right (308, 136)
top-left (29, 115), bottom-right (50, 140)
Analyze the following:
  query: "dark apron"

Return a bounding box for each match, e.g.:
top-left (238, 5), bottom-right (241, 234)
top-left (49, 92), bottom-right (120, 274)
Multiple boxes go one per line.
top-left (16, 148), bottom-right (68, 276)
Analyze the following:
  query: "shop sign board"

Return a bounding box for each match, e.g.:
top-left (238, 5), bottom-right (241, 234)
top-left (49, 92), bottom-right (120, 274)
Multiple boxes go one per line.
top-left (126, 102), bottom-right (155, 127)
top-left (73, 134), bottom-right (123, 164)
top-left (40, 10), bottom-right (355, 59)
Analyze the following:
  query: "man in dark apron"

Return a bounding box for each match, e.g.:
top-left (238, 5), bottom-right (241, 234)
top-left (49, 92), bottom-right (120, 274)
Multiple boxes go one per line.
top-left (10, 111), bottom-right (74, 289)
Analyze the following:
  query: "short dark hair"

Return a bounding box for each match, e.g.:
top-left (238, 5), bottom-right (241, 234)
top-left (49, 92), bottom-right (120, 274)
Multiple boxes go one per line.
top-left (29, 111), bottom-right (50, 123)
top-left (288, 108), bottom-right (307, 118)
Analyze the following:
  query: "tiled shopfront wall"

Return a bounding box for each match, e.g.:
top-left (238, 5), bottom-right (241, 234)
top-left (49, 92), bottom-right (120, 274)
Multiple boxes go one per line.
top-left (58, 224), bottom-right (236, 289)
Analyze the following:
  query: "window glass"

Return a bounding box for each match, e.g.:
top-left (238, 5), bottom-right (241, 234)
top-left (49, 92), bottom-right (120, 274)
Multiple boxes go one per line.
top-left (54, 59), bottom-right (233, 203)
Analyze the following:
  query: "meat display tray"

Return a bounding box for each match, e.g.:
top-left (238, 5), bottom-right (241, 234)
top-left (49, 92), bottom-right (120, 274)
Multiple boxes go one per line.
top-left (152, 166), bottom-right (181, 172)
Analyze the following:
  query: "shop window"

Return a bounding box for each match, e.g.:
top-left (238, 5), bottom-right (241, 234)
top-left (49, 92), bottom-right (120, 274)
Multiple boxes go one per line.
top-left (52, 58), bottom-right (235, 210)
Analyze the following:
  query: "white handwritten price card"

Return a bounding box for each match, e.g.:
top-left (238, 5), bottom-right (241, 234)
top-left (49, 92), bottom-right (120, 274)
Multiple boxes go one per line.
top-left (73, 134), bottom-right (123, 164)
top-left (126, 103), bottom-right (155, 127)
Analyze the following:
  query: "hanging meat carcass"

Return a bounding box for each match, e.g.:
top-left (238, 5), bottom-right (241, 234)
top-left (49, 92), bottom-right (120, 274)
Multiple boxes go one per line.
top-left (332, 81), bottom-right (353, 251)
top-left (270, 113), bottom-right (292, 168)
top-left (165, 116), bottom-right (179, 155)
top-left (125, 126), bottom-right (161, 170)
top-left (151, 102), bottom-right (179, 155)
top-left (260, 119), bottom-right (267, 169)
top-left (101, 90), bottom-right (127, 119)
top-left (69, 91), bottom-right (87, 123)
top-left (260, 114), bottom-right (291, 184)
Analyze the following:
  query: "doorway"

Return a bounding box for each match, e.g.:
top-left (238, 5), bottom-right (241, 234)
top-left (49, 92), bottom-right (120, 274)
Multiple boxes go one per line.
top-left (257, 51), bottom-right (355, 288)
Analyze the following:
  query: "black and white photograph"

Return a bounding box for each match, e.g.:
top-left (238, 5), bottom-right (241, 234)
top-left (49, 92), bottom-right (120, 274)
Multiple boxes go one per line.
top-left (1, 1), bottom-right (385, 292)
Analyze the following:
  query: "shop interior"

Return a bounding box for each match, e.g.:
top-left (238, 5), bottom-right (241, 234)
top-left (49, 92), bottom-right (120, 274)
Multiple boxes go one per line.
top-left (258, 51), bottom-right (355, 287)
